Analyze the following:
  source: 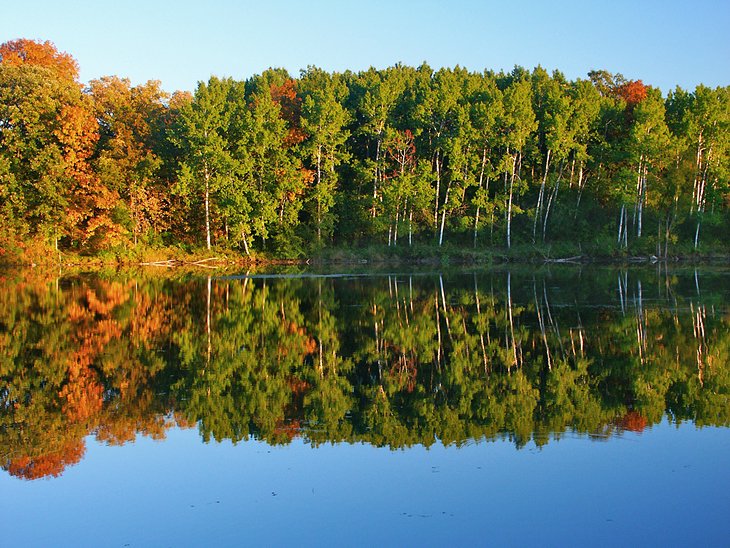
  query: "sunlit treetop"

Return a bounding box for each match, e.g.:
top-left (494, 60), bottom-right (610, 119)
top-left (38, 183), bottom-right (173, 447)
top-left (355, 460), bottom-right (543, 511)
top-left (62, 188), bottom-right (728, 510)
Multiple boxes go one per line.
top-left (0, 38), bottom-right (79, 81)
top-left (615, 79), bottom-right (649, 107)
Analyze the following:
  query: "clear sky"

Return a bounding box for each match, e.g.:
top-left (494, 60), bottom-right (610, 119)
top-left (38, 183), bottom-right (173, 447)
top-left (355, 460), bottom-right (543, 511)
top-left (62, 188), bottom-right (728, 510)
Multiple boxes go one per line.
top-left (2, 0), bottom-right (728, 94)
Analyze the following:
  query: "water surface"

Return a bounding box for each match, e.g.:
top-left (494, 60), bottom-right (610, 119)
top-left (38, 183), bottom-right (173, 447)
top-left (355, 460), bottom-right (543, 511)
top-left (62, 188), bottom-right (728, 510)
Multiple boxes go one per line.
top-left (1, 266), bottom-right (728, 545)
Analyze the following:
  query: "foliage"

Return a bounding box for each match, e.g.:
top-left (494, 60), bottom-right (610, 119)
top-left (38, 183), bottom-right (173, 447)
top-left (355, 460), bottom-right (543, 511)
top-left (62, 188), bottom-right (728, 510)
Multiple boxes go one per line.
top-left (0, 39), bottom-right (729, 261)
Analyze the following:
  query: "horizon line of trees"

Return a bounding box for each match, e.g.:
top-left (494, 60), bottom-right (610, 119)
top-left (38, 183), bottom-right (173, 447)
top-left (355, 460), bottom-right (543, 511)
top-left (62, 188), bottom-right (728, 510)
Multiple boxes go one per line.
top-left (0, 39), bottom-right (728, 259)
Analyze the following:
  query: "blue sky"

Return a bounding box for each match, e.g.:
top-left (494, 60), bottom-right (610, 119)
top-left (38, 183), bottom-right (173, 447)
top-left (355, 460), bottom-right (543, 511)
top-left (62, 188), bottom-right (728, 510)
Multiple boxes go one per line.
top-left (2, 0), bottom-right (728, 93)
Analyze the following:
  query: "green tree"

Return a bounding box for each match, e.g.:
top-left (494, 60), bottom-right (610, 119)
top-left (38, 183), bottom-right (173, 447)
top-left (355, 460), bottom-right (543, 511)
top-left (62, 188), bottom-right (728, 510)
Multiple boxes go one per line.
top-left (175, 77), bottom-right (236, 250)
top-left (299, 67), bottom-right (350, 245)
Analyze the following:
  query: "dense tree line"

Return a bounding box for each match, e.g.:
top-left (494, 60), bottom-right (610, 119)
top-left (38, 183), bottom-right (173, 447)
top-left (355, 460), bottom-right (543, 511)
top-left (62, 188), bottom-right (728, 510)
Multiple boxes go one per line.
top-left (2, 269), bottom-right (728, 479)
top-left (1, 39), bottom-right (728, 259)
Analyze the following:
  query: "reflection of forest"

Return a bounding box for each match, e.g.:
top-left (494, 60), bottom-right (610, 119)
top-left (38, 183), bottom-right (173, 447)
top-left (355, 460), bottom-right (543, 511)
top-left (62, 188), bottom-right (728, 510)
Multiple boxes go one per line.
top-left (1, 268), bottom-right (728, 479)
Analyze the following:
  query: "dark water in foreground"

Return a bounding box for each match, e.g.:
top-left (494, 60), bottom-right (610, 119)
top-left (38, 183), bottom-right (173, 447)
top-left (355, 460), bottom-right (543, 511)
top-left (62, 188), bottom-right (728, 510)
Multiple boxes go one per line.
top-left (1, 266), bottom-right (729, 546)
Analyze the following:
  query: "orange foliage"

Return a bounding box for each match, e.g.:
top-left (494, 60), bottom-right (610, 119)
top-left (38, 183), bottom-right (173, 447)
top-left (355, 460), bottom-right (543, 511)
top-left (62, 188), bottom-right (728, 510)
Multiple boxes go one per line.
top-left (131, 290), bottom-right (173, 345)
top-left (273, 418), bottom-right (302, 442)
top-left (289, 377), bottom-right (310, 396)
top-left (617, 410), bottom-right (647, 432)
top-left (284, 320), bottom-right (318, 355)
top-left (169, 90), bottom-right (193, 110)
top-left (615, 80), bottom-right (649, 107)
top-left (96, 414), bottom-right (170, 446)
top-left (55, 104), bottom-right (123, 246)
top-left (7, 439), bottom-right (85, 480)
top-left (60, 282), bottom-right (132, 423)
top-left (0, 38), bottom-right (79, 81)
top-left (60, 365), bottom-right (104, 423)
top-left (270, 79), bottom-right (307, 146)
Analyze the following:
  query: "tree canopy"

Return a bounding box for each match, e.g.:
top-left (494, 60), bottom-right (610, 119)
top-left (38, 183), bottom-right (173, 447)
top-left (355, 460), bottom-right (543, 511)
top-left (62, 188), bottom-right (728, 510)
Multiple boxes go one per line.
top-left (0, 39), bottom-right (728, 260)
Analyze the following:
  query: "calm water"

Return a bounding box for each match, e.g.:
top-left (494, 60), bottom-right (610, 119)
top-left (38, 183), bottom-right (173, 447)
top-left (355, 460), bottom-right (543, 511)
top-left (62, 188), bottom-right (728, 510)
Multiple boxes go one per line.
top-left (1, 266), bottom-right (729, 546)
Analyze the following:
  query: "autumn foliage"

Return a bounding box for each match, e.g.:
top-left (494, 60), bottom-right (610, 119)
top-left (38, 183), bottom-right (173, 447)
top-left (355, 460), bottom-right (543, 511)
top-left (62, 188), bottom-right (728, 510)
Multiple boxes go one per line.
top-left (617, 411), bottom-right (648, 433)
top-left (0, 38), bottom-right (79, 81)
top-left (7, 440), bottom-right (86, 480)
top-left (615, 79), bottom-right (649, 107)
top-left (271, 78), bottom-right (307, 146)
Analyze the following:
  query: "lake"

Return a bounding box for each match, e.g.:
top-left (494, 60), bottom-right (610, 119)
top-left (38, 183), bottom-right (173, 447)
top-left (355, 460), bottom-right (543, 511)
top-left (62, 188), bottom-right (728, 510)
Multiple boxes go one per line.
top-left (1, 265), bottom-right (729, 546)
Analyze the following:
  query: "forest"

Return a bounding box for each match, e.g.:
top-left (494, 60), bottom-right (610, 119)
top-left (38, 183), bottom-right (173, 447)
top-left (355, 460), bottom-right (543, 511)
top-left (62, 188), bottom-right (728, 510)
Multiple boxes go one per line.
top-left (1, 269), bottom-right (728, 479)
top-left (0, 39), bottom-right (728, 263)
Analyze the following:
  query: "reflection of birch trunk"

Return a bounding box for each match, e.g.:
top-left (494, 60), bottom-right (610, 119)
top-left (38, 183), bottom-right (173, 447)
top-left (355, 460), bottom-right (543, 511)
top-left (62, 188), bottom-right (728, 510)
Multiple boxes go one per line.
top-left (242, 270), bottom-right (250, 297)
top-left (474, 274), bottom-right (490, 375)
top-left (409, 276), bottom-right (414, 314)
top-left (618, 272), bottom-right (626, 316)
top-left (569, 309), bottom-right (585, 361)
top-left (543, 280), bottom-right (564, 357)
top-left (534, 278), bottom-right (551, 371)
top-left (507, 272), bottom-right (518, 370)
top-left (635, 280), bottom-right (646, 365)
top-left (317, 280), bottom-right (323, 376)
top-left (374, 302), bottom-right (382, 381)
top-left (205, 276), bottom-right (212, 398)
top-left (434, 290), bottom-right (442, 370)
top-left (694, 268), bottom-right (700, 297)
top-left (439, 275), bottom-right (452, 341)
top-left (691, 302), bottom-right (706, 386)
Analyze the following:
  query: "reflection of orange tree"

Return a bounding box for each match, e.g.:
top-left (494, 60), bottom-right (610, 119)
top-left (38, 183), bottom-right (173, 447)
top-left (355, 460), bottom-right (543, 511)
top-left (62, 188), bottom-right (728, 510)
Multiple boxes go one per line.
top-left (7, 439), bottom-right (85, 480)
top-left (60, 281), bottom-right (129, 424)
top-left (1, 274), bottom-right (187, 479)
top-left (615, 411), bottom-right (647, 433)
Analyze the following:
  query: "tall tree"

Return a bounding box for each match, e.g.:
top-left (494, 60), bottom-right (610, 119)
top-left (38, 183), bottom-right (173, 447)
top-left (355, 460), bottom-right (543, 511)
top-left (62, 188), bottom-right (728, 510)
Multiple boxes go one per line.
top-left (175, 77), bottom-right (236, 250)
top-left (299, 67), bottom-right (350, 245)
top-left (628, 87), bottom-right (670, 240)
top-left (90, 76), bottom-right (169, 246)
top-left (466, 71), bottom-right (503, 247)
top-left (501, 75), bottom-right (536, 249)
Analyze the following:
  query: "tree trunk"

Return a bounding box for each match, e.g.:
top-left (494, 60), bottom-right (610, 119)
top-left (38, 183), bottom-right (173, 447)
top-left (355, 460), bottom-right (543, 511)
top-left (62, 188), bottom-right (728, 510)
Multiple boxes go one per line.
top-left (408, 207), bottom-right (413, 246)
top-left (574, 162), bottom-right (585, 218)
top-left (204, 166), bottom-right (212, 250)
top-left (433, 149), bottom-right (441, 230)
top-left (635, 156), bottom-right (645, 239)
top-left (618, 204), bottom-right (625, 247)
top-left (316, 145), bottom-right (322, 243)
top-left (506, 152), bottom-right (518, 249)
top-left (474, 146), bottom-right (488, 248)
top-left (438, 180), bottom-right (451, 246)
top-left (372, 136), bottom-right (381, 218)
top-left (533, 148), bottom-right (551, 244)
top-left (131, 188), bottom-right (138, 246)
top-left (542, 162), bottom-right (563, 242)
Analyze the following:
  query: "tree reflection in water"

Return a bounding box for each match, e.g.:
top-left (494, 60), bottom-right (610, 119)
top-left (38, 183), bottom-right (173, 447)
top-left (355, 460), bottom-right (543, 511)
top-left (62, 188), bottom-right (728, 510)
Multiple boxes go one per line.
top-left (1, 267), bottom-right (728, 479)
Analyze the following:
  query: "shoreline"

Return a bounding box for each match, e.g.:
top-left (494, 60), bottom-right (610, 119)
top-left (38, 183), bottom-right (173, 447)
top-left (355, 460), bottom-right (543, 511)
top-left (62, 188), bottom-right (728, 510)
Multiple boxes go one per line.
top-left (2, 246), bottom-right (730, 271)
